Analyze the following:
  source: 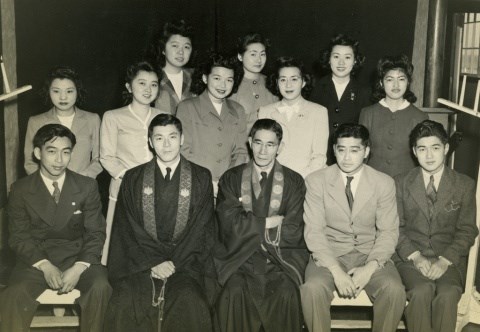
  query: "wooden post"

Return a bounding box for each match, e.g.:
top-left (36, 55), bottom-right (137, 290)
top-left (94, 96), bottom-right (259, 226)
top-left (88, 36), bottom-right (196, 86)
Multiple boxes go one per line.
top-left (1, 0), bottom-right (19, 190)
top-left (411, 0), bottom-right (430, 107)
top-left (424, 0), bottom-right (448, 107)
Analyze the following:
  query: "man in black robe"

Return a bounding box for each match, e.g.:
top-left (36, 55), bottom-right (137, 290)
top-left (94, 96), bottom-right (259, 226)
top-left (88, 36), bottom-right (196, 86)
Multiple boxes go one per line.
top-left (214, 119), bottom-right (309, 332)
top-left (104, 114), bottom-right (215, 332)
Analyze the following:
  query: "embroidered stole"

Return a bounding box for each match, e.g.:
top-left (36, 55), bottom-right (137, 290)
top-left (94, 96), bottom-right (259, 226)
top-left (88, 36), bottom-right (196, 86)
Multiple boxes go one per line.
top-left (142, 157), bottom-right (192, 242)
top-left (241, 161), bottom-right (284, 246)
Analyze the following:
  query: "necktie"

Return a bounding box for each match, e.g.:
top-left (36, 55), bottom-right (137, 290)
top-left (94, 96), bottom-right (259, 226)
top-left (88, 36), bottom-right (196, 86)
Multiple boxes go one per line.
top-left (345, 176), bottom-right (354, 211)
top-left (260, 171), bottom-right (268, 190)
top-left (52, 181), bottom-right (60, 204)
top-left (165, 167), bottom-right (171, 181)
top-left (426, 175), bottom-right (437, 219)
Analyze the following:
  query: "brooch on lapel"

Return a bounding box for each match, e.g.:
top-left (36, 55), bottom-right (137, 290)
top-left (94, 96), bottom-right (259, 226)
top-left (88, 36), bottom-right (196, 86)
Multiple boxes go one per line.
top-left (445, 200), bottom-right (461, 212)
top-left (350, 92), bottom-right (356, 101)
top-left (143, 186), bottom-right (153, 196)
top-left (180, 189), bottom-right (190, 198)
top-left (73, 210), bottom-right (83, 215)
top-left (72, 202), bottom-right (76, 206)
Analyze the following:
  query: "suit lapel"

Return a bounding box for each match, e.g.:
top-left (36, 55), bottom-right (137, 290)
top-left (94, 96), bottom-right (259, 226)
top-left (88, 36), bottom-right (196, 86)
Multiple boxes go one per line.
top-left (407, 168), bottom-right (431, 221)
top-left (351, 167), bottom-right (375, 218)
top-left (433, 167), bottom-right (454, 220)
top-left (70, 109), bottom-right (87, 133)
top-left (327, 166), bottom-right (351, 217)
top-left (26, 172), bottom-right (57, 226)
top-left (53, 170), bottom-right (79, 227)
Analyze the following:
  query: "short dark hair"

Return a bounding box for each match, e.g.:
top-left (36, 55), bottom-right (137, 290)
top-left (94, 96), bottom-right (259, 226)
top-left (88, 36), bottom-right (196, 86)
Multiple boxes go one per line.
top-left (33, 123), bottom-right (76, 149)
top-left (409, 120), bottom-right (448, 148)
top-left (372, 54), bottom-right (417, 103)
top-left (267, 56), bottom-right (313, 98)
top-left (154, 20), bottom-right (194, 68)
top-left (236, 32), bottom-right (270, 55)
top-left (41, 66), bottom-right (86, 107)
top-left (123, 61), bottom-right (160, 104)
top-left (148, 113), bottom-right (183, 139)
top-left (333, 123), bottom-right (370, 147)
top-left (250, 118), bottom-right (283, 142)
top-left (190, 52), bottom-right (242, 95)
top-left (319, 34), bottom-right (365, 77)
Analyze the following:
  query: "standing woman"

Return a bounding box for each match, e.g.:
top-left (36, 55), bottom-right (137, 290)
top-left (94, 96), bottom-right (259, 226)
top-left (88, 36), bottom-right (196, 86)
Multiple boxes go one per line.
top-left (100, 61), bottom-right (166, 265)
top-left (258, 57), bottom-right (328, 178)
top-left (359, 55), bottom-right (428, 177)
top-left (176, 53), bottom-right (248, 196)
top-left (24, 66), bottom-right (102, 178)
top-left (153, 20), bottom-right (195, 114)
top-left (229, 33), bottom-right (278, 132)
top-left (309, 34), bottom-right (371, 165)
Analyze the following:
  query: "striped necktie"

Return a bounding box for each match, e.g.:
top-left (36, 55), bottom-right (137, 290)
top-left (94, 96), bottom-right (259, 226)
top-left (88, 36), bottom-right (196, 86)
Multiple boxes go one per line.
top-left (346, 176), bottom-right (354, 210)
top-left (52, 181), bottom-right (61, 204)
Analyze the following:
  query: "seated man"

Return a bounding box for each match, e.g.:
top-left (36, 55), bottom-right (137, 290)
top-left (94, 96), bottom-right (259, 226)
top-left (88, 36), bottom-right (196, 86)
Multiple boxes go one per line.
top-left (0, 124), bottom-right (111, 332)
top-left (214, 119), bottom-right (309, 332)
top-left (394, 120), bottom-right (478, 332)
top-left (104, 114), bottom-right (215, 332)
top-left (301, 123), bottom-right (406, 332)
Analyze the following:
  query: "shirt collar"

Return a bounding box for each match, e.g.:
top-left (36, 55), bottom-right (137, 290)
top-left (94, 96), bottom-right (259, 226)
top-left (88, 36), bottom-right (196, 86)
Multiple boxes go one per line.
top-left (156, 156), bottom-right (181, 178)
top-left (39, 171), bottom-right (66, 195)
top-left (253, 162), bottom-right (274, 180)
top-left (379, 98), bottom-right (410, 111)
top-left (421, 165), bottom-right (444, 189)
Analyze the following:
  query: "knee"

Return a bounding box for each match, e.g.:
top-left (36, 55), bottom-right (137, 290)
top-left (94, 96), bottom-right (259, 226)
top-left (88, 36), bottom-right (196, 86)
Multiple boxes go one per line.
top-left (300, 278), bottom-right (333, 301)
top-left (378, 278), bottom-right (406, 302)
top-left (435, 286), bottom-right (462, 305)
top-left (408, 282), bottom-right (435, 302)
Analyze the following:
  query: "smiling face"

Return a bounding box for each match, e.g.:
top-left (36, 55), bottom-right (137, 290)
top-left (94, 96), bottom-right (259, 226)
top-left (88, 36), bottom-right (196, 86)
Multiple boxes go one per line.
top-left (163, 34), bottom-right (192, 71)
top-left (277, 67), bottom-right (305, 103)
top-left (239, 42), bottom-right (267, 76)
top-left (334, 137), bottom-right (369, 175)
top-left (330, 45), bottom-right (355, 80)
top-left (149, 124), bottom-right (184, 166)
top-left (413, 136), bottom-right (448, 174)
top-left (34, 136), bottom-right (72, 180)
top-left (49, 78), bottom-right (77, 113)
top-left (203, 66), bottom-right (235, 102)
top-left (126, 70), bottom-right (159, 106)
top-left (382, 69), bottom-right (408, 102)
top-left (249, 129), bottom-right (282, 170)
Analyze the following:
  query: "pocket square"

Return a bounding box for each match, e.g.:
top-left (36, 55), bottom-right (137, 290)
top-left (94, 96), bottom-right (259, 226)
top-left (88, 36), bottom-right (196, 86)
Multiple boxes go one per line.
top-left (73, 210), bottom-right (83, 215)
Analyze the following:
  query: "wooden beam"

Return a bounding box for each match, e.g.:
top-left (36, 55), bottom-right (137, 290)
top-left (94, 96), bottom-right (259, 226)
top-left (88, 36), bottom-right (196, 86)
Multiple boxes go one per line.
top-left (1, 0), bottom-right (19, 191)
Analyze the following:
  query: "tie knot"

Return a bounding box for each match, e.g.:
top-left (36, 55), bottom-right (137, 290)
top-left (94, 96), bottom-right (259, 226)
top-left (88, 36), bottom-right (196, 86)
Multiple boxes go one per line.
top-left (165, 167), bottom-right (172, 181)
top-left (52, 181), bottom-right (59, 190)
top-left (346, 176), bottom-right (354, 185)
top-left (261, 172), bottom-right (268, 181)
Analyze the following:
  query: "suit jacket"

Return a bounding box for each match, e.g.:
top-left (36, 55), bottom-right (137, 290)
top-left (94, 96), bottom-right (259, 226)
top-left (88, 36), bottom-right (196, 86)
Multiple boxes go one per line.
top-left (154, 68), bottom-right (195, 115)
top-left (394, 166), bottom-right (478, 278)
top-left (176, 90), bottom-right (248, 181)
top-left (258, 97), bottom-right (328, 178)
top-left (7, 170), bottom-right (106, 270)
top-left (24, 108), bottom-right (102, 178)
top-left (304, 164), bottom-right (399, 268)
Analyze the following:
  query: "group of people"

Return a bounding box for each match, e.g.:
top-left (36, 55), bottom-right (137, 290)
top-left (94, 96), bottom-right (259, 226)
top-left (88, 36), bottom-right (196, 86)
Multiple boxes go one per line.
top-left (0, 19), bottom-right (477, 332)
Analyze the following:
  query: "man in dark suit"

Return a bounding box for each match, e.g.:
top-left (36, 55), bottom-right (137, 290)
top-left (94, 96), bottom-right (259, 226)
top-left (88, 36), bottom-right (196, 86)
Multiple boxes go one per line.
top-left (394, 120), bottom-right (478, 332)
top-left (301, 123), bottom-right (406, 332)
top-left (0, 124), bottom-right (111, 332)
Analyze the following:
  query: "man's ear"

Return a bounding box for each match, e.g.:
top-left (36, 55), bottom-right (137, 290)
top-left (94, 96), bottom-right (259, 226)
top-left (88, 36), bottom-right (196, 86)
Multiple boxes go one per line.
top-left (302, 80), bottom-right (306, 89)
top-left (412, 146), bottom-right (418, 158)
top-left (180, 134), bottom-right (185, 146)
top-left (248, 137), bottom-right (253, 150)
top-left (444, 143), bottom-right (450, 156)
top-left (148, 138), bottom-right (153, 150)
top-left (364, 146), bottom-right (370, 159)
top-left (33, 147), bottom-right (41, 161)
top-left (277, 141), bottom-right (285, 155)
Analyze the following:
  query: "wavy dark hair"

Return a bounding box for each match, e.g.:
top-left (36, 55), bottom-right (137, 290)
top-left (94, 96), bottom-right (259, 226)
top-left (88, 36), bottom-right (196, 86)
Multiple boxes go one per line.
top-left (150, 20), bottom-right (194, 69)
top-left (190, 52), bottom-right (242, 96)
top-left (409, 120), bottom-right (448, 148)
top-left (122, 61), bottom-right (160, 105)
top-left (318, 34), bottom-right (365, 77)
top-left (267, 56), bottom-right (312, 99)
top-left (41, 66), bottom-right (86, 108)
top-left (372, 54), bottom-right (417, 103)
top-left (333, 123), bottom-right (370, 147)
top-left (236, 32), bottom-right (271, 55)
